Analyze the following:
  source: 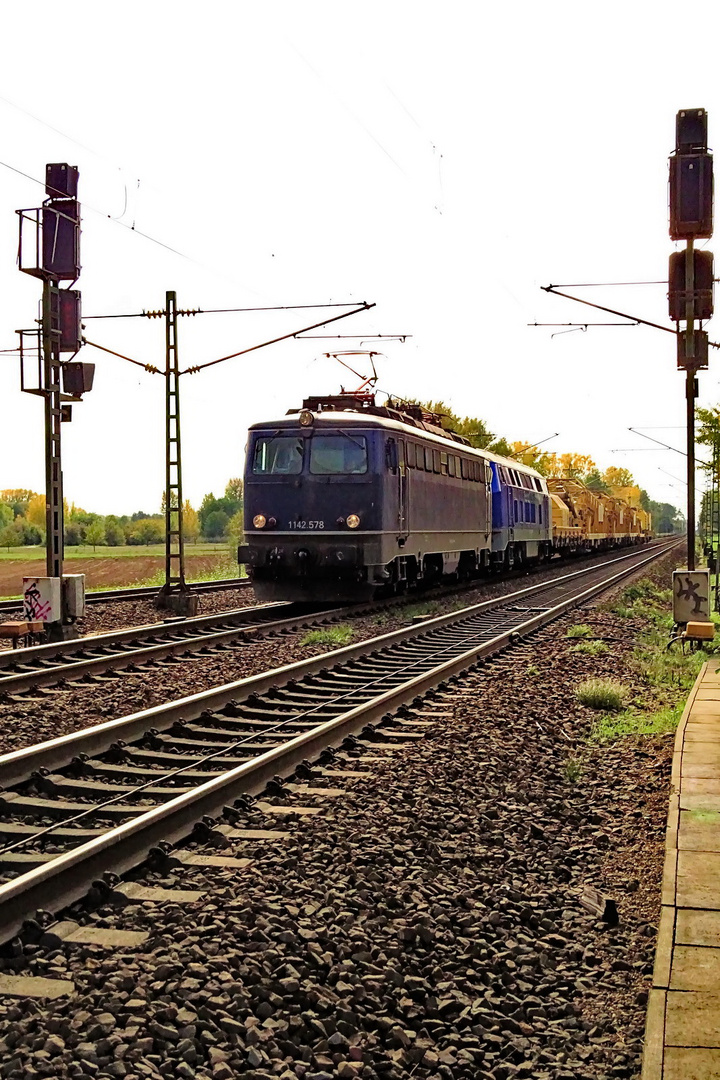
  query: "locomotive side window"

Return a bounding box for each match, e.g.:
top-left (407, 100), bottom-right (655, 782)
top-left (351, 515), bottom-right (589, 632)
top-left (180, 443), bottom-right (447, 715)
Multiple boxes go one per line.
top-left (461, 458), bottom-right (469, 480)
top-left (253, 436), bottom-right (304, 475)
top-left (406, 443), bottom-right (415, 468)
top-left (440, 452), bottom-right (448, 474)
top-left (309, 434), bottom-right (368, 475)
top-left (433, 450), bottom-right (441, 473)
top-left (447, 455), bottom-right (456, 477)
top-left (424, 446), bottom-right (433, 471)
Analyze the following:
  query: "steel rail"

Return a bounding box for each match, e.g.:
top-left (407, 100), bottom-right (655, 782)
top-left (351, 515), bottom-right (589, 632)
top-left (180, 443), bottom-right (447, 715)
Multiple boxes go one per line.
top-left (0, 540), bottom-right (682, 786)
top-left (0, 600), bottom-right (291, 668)
top-left (0, 538), bottom-right (678, 943)
top-left (0, 603), bottom-right (527, 858)
top-left (0, 602), bottom-right (343, 696)
top-left (0, 577), bottom-right (251, 614)
top-left (0, 540), bottom-right (671, 695)
top-left (0, 540), bottom-right (678, 786)
top-left (0, 540), bottom-right (670, 615)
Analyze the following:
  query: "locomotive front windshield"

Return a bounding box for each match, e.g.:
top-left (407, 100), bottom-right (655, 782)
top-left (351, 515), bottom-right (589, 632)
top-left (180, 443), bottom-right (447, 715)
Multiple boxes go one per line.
top-left (252, 436), bottom-right (304, 475)
top-left (309, 434), bottom-right (367, 475)
top-left (251, 432), bottom-right (368, 476)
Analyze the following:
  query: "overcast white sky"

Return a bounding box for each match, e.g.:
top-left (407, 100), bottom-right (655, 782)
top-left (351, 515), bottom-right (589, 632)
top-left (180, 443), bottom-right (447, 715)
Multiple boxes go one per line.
top-left (0, 1), bottom-right (716, 516)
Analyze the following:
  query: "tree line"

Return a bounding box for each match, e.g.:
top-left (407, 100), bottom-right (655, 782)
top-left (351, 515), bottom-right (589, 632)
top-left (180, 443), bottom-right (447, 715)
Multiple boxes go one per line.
top-left (0, 479), bottom-right (244, 550)
top-left (417, 400), bottom-right (683, 533)
top-left (1, 395), bottom-right (688, 550)
top-left (697, 406), bottom-right (720, 548)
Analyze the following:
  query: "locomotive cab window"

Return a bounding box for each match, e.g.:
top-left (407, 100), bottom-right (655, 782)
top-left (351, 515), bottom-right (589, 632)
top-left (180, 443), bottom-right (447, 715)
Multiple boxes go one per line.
top-left (309, 434), bottom-right (368, 475)
top-left (253, 436), bottom-right (304, 475)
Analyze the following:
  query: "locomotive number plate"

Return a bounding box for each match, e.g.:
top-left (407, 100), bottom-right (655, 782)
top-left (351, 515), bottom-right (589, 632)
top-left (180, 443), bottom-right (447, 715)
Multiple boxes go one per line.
top-left (288, 520), bottom-right (325, 529)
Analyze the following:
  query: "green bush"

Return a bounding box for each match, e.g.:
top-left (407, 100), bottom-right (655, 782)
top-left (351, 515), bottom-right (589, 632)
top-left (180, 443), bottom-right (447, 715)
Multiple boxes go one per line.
top-left (576, 678), bottom-right (627, 712)
top-left (589, 702), bottom-right (682, 741)
top-left (570, 640), bottom-right (608, 655)
top-left (566, 624), bottom-right (593, 639)
top-left (301, 626), bottom-right (354, 648)
top-left (563, 758), bottom-right (583, 782)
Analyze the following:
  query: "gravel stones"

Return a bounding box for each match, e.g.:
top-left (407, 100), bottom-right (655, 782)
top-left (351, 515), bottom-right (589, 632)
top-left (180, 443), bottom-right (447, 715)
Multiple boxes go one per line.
top-left (0, 548), bottom-right (651, 756)
top-left (0, 551), bottom-right (679, 1078)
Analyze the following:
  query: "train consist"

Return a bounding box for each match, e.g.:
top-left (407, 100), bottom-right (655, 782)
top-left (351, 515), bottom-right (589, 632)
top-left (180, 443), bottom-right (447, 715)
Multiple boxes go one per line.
top-left (238, 393), bottom-right (651, 602)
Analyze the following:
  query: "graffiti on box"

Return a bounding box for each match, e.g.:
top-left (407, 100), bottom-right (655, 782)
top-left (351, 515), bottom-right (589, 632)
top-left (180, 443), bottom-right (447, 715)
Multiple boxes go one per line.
top-left (23, 582), bottom-right (52, 622)
top-left (675, 575), bottom-right (707, 616)
top-left (673, 569), bottom-right (710, 623)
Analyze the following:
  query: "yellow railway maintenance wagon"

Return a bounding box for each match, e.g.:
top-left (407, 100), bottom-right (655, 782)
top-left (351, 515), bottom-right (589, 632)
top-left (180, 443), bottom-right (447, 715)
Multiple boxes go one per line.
top-left (547, 478), bottom-right (609, 551)
top-left (547, 478), bottom-right (650, 551)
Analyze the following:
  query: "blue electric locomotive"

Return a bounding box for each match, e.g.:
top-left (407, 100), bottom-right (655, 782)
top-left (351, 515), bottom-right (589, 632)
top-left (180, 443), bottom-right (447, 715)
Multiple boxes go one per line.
top-left (239, 393), bottom-right (551, 602)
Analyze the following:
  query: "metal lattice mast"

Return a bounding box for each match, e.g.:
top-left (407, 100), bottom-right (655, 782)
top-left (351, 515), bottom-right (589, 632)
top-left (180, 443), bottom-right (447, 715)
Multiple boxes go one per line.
top-left (161, 291), bottom-right (187, 600)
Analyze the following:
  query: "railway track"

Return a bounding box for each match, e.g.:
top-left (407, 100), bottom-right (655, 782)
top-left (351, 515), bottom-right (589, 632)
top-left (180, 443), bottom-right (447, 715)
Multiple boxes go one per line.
top-left (0, 538), bottom-right (678, 945)
top-left (0, 576), bottom-right (250, 616)
top-left (0, 600), bottom-right (346, 697)
top-left (0, 540), bottom-right (672, 696)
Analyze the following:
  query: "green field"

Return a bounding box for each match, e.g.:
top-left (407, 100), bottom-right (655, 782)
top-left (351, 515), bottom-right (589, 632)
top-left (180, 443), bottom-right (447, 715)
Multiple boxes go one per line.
top-left (0, 543), bottom-right (227, 560)
top-left (0, 545), bottom-right (244, 597)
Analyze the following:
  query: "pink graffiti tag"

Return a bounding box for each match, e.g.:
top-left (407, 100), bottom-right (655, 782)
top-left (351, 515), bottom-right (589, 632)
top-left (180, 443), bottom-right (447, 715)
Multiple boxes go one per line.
top-left (23, 583), bottom-right (52, 622)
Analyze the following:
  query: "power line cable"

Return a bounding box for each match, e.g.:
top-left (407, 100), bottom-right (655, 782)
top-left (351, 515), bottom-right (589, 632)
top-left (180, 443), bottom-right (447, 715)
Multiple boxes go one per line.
top-left (1, 158), bottom-right (265, 295)
top-left (289, 44), bottom-right (409, 180)
top-left (83, 302), bottom-right (364, 320)
top-left (547, 280), bottom-right (666, 288)
top-left (0, 92), bottom-right (118, 163)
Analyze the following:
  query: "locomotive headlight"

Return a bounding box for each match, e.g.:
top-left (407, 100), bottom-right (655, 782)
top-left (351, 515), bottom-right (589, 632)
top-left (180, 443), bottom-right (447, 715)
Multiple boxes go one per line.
top-left (346, 514), bottom-right (360, 529)
top-left (299, 409), bottom-right (314, 426)
top-left (253, 514), bottom-right (267, 529)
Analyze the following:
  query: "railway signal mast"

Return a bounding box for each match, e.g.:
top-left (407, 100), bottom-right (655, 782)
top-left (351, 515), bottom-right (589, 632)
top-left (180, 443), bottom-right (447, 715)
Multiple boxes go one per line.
top-left (16, 164), bottom-right (95, 640)
top-left (668, 109), bottom-right (714, 573)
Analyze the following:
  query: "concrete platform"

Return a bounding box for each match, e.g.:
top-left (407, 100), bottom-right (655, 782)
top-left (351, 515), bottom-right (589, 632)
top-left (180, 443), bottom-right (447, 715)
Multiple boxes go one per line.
top-left (643, 660), bottom-right (720, 1079)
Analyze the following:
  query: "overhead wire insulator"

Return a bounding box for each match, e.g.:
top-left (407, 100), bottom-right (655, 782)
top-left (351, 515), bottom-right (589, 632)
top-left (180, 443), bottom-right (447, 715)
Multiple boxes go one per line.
top-left (143, 309), bottom-right (165, 319)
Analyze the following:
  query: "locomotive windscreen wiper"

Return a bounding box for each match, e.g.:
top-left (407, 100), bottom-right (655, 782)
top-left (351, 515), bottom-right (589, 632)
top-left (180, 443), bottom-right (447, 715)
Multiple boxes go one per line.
top-left (335, 428), bottom-right (366, 450)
